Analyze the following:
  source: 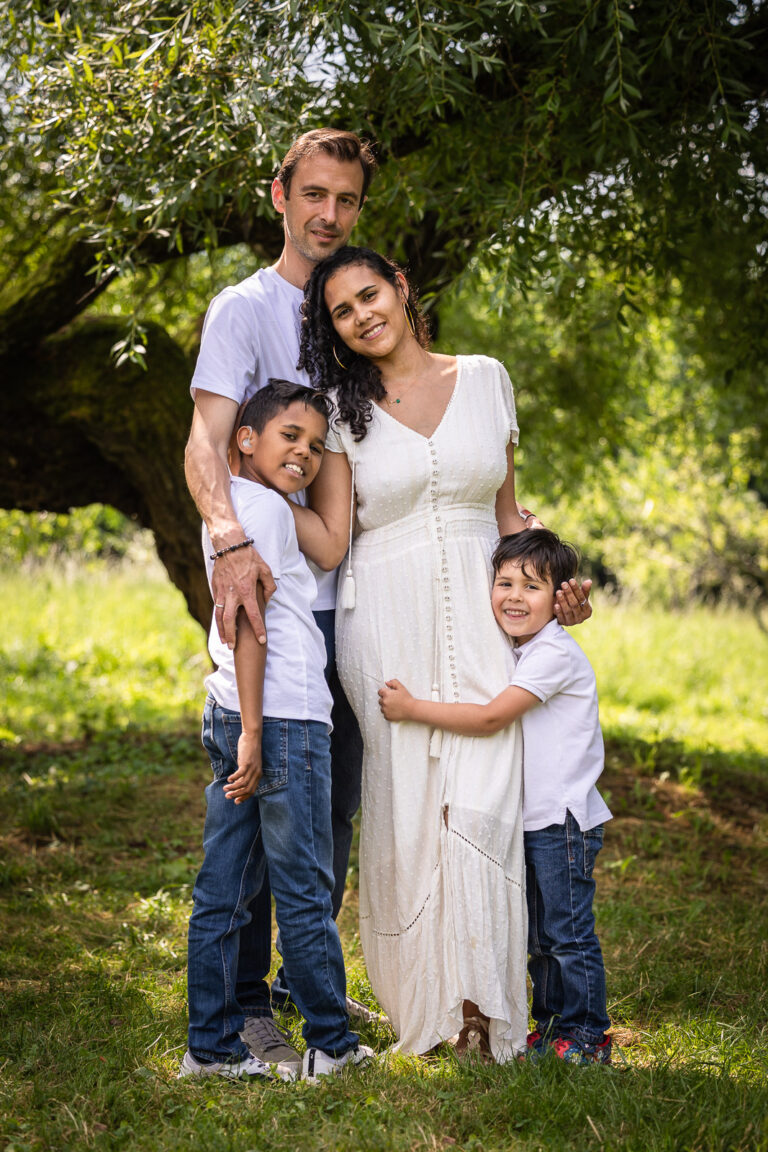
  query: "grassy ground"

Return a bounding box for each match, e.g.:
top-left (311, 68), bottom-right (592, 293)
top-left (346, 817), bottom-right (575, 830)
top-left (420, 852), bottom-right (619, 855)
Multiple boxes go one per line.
top-left (1, 561), bottom-right (767, 1152)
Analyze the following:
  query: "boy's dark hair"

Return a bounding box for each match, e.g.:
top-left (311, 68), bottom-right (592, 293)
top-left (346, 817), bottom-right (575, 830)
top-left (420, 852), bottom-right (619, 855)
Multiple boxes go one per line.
top-left (276, 128), bottom-right (377, 205)
top-left (238, 379), bottom-right (331, 437)
top-left (492, 529), bottom-right (580, 592)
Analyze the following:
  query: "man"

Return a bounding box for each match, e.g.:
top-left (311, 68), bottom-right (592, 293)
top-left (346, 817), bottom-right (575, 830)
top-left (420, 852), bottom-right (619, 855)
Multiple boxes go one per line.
top-left (185, 129), bottom-right (377, 1076)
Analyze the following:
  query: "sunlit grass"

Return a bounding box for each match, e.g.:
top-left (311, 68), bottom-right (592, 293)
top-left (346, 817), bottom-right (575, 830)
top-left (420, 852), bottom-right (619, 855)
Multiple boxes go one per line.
top-left (576, 597), bottom-right (768, 757)
top-left (1, 559), bottom-right (205, 742)
top-left (1, 560), bottom-right (767, 1151)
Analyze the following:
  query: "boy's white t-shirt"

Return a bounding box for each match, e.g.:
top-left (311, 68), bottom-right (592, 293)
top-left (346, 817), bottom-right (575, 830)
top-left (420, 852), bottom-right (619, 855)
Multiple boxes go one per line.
top-left (511, 618), bottom-right (612, 832)
top-left (203, 477), bottom-right (333, 728)
top-left (190, 265), bottom-right (337, 611)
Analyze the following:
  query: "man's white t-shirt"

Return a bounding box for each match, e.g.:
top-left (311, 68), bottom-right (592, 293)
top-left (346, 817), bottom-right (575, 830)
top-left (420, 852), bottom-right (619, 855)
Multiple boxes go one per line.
top-left (191, 265), bottom-right (337, 611)
top-left (511, 618), bottom-right (612, 833)
top-left (203, 478), bottom-right (333, 727)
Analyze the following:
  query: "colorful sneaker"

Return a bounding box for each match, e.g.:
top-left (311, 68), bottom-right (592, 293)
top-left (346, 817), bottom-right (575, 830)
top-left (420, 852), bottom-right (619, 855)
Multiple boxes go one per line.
top-left (551, 1035), bottom-right (612, 1065)
top-left (240, 1016), bottom-right (301, 1081)
top-left (177, 1049), bottom-right (273, 1081)
top-left (302, 1043), bottom-right (375, 1083)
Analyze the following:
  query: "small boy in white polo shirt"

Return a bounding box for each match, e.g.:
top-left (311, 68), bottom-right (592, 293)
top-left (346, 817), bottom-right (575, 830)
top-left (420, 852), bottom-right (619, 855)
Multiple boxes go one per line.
top-left (181, 380), bottom-right (372, 1084)
top-left (378, 529), bottom-right (612, 1064)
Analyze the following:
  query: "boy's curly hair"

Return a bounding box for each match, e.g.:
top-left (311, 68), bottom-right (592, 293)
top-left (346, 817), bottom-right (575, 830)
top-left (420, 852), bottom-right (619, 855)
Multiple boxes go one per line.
top-left (297, 247), bottom-right (430, 441)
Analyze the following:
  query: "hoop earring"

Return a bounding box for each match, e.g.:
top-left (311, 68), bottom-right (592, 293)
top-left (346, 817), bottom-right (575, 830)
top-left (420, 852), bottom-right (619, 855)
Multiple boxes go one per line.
top-left (333, 344), bottom-right (349, 371)
top-left (403, 300), bottom-right (416, 338)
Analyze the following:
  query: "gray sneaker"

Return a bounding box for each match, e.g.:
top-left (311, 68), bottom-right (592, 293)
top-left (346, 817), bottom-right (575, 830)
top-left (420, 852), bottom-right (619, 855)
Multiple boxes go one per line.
top-left (177, 1049), bottom-right (272, 1081)
top-left (240, 1015), bottom-right (301, 1081)
top-left (346, 994), bottom-right (389, 1025)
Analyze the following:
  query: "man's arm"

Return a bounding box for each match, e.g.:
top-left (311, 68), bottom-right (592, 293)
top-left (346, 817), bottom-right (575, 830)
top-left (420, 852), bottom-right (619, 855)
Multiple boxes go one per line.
top-left (185, 390), bottom-right (276, 647)
top-left (225, 590), bottom-right (268, 805)
top-left (378, 678), bottom-right (540, 735)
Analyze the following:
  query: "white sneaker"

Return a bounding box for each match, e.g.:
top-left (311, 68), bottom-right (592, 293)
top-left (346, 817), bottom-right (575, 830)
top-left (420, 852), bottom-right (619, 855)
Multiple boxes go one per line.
top-left (302, 1043), bottom-right (374, 1083)
top-left (177, 1049), bottom-right (273, 1081)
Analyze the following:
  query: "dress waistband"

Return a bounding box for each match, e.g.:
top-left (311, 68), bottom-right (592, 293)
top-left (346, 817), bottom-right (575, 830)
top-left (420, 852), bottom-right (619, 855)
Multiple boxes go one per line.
top-left (353, 503), bottom-right (497, 551)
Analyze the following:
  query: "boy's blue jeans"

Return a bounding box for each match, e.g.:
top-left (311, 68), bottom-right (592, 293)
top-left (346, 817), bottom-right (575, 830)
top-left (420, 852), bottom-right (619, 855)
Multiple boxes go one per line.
top-left (525, 811), bottom-right (610, 1046)
top-left (186, 696), bottom-right (358, 1062)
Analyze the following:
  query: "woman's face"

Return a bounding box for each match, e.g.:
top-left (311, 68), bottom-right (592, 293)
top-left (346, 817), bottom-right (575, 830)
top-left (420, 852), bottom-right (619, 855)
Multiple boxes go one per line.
top-left (324, 264), bottom-right (409, 360)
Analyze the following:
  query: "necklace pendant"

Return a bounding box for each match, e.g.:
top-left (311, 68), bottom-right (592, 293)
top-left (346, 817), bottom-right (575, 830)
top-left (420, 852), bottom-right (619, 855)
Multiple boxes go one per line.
top-left (395, 398), bottom-right (401, 404)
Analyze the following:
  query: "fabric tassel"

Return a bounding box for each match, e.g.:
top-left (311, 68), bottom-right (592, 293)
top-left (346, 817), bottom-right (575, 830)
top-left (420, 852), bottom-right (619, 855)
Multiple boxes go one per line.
top-left (341, 567), bottom-right (356, 609)
top-left (429, 683), bottom-right (442, 758)
top-left (341, 450), bottom-right (356, 610)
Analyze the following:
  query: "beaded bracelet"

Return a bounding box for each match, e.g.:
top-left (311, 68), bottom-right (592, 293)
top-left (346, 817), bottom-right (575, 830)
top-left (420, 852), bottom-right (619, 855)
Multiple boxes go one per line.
top-left (209, 537), bottom-right (254, 561)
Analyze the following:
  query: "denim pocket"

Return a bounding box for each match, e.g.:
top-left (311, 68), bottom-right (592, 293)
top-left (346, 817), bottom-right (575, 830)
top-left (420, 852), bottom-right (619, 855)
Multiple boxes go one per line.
top-left (257, 718), bottom-right (290, 796)
top-left (582, 825), bottom-right (604, 880)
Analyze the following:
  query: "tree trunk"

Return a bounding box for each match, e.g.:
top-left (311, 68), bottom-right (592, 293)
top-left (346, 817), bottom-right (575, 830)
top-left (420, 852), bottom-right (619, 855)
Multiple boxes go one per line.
top-left (1, 319), bottom-right (212, 630)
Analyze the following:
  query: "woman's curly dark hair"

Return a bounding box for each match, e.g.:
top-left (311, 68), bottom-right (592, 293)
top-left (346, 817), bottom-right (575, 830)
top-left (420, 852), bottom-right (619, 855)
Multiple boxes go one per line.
top-left (298, 247), bottom-right (430, 441)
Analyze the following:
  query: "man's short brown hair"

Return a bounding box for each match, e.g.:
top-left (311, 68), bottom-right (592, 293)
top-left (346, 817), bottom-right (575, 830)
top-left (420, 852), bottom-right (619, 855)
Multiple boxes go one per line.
top-left (276, 128), bottom-right (377, 205)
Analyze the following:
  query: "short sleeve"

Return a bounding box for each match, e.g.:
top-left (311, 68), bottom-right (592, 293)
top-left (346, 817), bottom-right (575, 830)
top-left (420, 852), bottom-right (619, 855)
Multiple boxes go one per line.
top-left (512, 635), bottom-right (572, 703)
top-left (231, 484), bottom-right (291, 582)
top-left (495, 360), bottom-right (519, 446)
top-left (190, 289), bottom-right (260, 404)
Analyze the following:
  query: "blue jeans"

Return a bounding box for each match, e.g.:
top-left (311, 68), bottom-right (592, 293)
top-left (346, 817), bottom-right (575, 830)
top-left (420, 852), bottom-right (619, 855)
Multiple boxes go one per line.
top-left (525, 812), bottom-right (610, 1046)
top-left (268, 609), bottom-right (364, 1008)
top-left (187, 696), bottom-right (358, 1061)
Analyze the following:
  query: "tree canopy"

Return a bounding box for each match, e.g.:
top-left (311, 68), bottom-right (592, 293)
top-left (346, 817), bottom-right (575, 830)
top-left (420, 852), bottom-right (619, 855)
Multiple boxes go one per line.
top-left (2, 1), bottom-right (767, 623)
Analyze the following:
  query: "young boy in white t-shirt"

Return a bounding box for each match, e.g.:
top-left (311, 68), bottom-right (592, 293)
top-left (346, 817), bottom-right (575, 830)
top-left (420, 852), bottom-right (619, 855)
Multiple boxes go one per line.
top-left (378, 529), bottom-right (612, 1064)
top-left (181, 380), bottom-right (372, 1083)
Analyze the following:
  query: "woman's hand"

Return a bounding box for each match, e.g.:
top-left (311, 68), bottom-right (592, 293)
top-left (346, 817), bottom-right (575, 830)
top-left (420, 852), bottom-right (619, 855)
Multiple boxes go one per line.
top-left (378, 679), bottom-right (415, 722)
top-left (224, 730), bottom-right (263, 804)
top-left (554, 578), bottom-right (593, 627)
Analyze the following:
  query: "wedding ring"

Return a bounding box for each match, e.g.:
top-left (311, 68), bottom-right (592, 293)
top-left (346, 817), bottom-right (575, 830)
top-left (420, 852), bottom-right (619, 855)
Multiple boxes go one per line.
top-left (579, 599), bottom-right (588, 607)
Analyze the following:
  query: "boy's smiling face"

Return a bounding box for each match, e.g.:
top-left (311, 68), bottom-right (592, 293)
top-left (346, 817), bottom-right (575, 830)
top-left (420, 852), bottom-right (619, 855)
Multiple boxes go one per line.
top-left (491, 558), bottom-right (556, 646)
top-left (237, 401), bottom-right (327, 495)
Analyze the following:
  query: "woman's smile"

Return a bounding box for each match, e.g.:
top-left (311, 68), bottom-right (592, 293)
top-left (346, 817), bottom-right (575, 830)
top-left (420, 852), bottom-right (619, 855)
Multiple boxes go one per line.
top-left (324, 264), bottom-right (408, 357)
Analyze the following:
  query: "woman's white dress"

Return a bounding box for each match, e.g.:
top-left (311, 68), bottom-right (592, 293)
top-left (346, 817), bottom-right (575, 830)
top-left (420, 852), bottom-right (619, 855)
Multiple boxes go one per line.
top-left (327, 355), bottom-right (527, 1061)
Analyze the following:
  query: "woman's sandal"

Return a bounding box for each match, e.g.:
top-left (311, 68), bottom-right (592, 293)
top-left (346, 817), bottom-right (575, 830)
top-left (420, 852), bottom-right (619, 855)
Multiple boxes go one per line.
top-left (454, 1015), bottom-right (494, 1063)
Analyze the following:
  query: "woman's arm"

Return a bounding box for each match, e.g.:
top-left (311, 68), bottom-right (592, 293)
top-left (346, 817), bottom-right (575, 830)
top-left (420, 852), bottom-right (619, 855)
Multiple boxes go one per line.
top-left (378, 678), bottom-right (540, 735)
top-left (496, 442), bottom-right (594, 626)
top-left (495, 444), bottom-right (530, 535)
top-left (290, 449), bottom-right (354, 571)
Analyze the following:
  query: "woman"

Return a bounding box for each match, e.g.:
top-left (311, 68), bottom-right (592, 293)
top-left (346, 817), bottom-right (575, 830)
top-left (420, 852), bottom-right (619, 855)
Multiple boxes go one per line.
top-left (291, 247), bottom-right (589, 1061)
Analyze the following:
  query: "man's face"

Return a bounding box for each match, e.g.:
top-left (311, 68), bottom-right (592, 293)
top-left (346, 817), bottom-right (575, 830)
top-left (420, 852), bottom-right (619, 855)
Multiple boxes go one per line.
top-left (272, 153), bottom-right (365, 266)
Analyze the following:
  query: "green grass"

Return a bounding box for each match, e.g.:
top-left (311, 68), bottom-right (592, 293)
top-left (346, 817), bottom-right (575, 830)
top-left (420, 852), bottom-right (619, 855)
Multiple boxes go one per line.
top-left (1, 561), bottom-right (767, 1151)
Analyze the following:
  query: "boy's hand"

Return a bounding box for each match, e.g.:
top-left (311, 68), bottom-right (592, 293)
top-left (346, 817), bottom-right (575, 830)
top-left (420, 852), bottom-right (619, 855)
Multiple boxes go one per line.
top-left (378, 679), bottom-right (414, 722)
top-left (224, 730), bottom-right (263, 804)
top-left (554, 578), bottom-right (593, 627)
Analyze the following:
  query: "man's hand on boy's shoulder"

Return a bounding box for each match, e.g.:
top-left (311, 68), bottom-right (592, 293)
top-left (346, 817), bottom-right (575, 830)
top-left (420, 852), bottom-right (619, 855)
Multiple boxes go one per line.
top-left (213, 544), bottom-right (276, 650)
top-left (554, 578), bottom-right (593, 627)
top-left (224, 730), bottom-right (263, 804)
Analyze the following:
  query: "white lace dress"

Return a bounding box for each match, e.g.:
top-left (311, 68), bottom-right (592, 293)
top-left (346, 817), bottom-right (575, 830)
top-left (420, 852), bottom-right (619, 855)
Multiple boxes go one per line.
top-left (327, 355), bottom-right (527, 1061)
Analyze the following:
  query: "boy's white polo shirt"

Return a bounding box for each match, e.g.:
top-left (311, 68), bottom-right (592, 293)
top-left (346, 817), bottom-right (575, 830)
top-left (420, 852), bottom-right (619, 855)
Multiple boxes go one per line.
top-left (511, 618), bottom-right (611, 832)
top-left (203, 477), bottom-right (332, 728)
